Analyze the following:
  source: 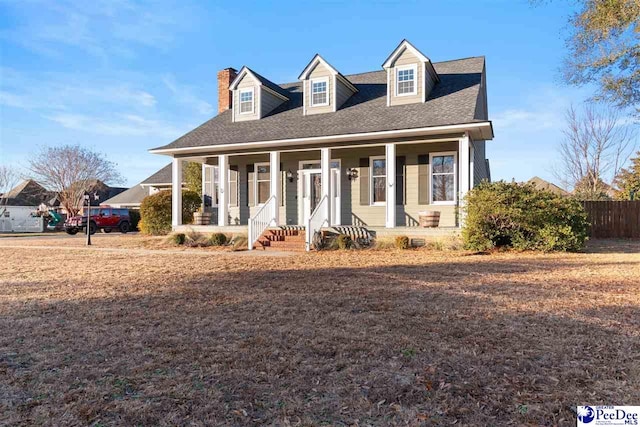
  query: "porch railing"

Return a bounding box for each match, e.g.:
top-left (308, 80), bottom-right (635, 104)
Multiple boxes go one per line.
top-left (306, 195), bottom-right (329, 251)
top-left (248, 195), bottom-right (276, 250)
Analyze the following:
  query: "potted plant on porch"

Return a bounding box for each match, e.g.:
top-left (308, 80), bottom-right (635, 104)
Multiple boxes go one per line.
top-left (193, 207), bottom-right (212, 226)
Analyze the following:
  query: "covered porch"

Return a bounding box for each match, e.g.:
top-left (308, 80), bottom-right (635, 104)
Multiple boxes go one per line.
top-left (170, 132), bottom-right (476, 249)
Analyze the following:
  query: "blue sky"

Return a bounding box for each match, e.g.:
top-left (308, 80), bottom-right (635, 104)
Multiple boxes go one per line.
top-left (0, 0), bottom-right (598, 187)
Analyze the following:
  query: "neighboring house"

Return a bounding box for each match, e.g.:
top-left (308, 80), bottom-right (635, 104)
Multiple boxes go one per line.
top-left (0, 179), bottom-right (59, 207)
top-left (527, 176), bottom-right (569, 197)
top-left (149, 39), bottom-right (493, 248)
top-left (102, 164), bottom-right (186, 208)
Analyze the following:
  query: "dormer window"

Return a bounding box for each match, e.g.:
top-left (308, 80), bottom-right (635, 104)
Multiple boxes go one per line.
top-left (239, 88), bottom-right (254, 114)
top-left (396, 65), bottom-right (417, 96)
top-left (299, 54), bottom-right (357, 115)
top-left (382, 39), bottom-right (440, 106)
top-left (311, 78), bottom-right (329, 106)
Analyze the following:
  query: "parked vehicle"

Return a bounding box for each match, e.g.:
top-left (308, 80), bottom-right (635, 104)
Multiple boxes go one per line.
top-left (64, 207), bottom-right (131, 235)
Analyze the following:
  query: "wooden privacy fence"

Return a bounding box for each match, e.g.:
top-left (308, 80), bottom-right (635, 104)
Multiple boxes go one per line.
top-left (582, 201), bottom-right (640, 238)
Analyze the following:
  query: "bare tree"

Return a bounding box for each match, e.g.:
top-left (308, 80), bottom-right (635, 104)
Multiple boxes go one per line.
top-left (28, 145), bottom-right (123, 216)
top-left (554, 104), bottom-right (636, 200)
top-left (0, 165), bottom-right (19, 206)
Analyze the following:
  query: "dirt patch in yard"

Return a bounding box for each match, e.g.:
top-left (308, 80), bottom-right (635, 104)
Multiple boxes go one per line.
top-left (0, 239), bottom-right (639, 425)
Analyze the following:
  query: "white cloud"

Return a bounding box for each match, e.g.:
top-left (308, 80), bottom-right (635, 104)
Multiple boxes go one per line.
top-left (46, 112), bottom-right (184, 138)
top-left (162, 74), bottom-right (214, 115)
top-left (0, 0), bottom-right (194, 59)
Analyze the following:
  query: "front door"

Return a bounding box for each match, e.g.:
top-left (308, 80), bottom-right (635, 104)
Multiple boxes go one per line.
top-left (300, 170), bottom-right (322, 225)
top-left (298, 161), bottom-right (341, 225)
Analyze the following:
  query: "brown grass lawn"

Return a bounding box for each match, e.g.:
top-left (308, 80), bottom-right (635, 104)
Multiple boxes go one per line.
top-left (0, 236), bottom-right (639, 426)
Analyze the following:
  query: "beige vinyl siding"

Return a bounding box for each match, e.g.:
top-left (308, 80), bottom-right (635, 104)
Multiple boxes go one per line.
top-left (336, 142), bottom-right (459, 227)
top-left (233, 74), bottom-right (260, 122)
top-left (388, 48), bottom-right (423, 106)
top-left (305, 63), bottom-right (333, 115)
top-left (206, 139), bottom-right (464, 227)
top-left (260, 89), bottom-right (284, 118)
top-left (335, 78), bottom-right (355, 109)
top-left (473, 140), bottom-right (489, 186)
top-left (424, 64), bottom-right (436, 100)
top-left (474, 63), bottom-right (489, 120)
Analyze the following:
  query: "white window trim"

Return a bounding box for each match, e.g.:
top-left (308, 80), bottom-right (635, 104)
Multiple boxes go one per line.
top-left (208, 166), bottom-right (238, 208)
top-left (298, 159), bottom-right (341, 171)
top-left (370, 155), bottom-right (386, 206)
top-left (228, 168), bottom-right (239, 207)
top-left (239, 87), bottom-right (255, 115)
top-left (395, 64), bottom-right (418, 97)
top-left (254, 162), bottom-right (270, 206)
top-left (310, 77), bottom-right (329, 107)
top-left (429, 151), bottom-right (457, 205)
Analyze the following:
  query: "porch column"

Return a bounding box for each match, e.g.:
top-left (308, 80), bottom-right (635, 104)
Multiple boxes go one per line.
top-left (470, 142), bottom-right (475, 189)
top-left (171, 158), bottom-right (183, 228)
top-left (201, 162), bottom-right (207, 208)
top-left (321, 147), bottom-right (332, 224)
top-left (458, 133), bottom-right (471, 226)
top-left (385, 143), bottom-right (396, 228)
top-left (269, 151), bottom-right (280, 226)
top-left (218, 154), bottom-right (229, 226)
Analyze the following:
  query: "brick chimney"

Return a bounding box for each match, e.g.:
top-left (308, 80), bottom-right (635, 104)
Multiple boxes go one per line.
top-left (217, 67), bottom-right (237, 114)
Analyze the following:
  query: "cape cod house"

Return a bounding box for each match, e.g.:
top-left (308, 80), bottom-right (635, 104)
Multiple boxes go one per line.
top-left (150, 40), bottom-right (493, 250)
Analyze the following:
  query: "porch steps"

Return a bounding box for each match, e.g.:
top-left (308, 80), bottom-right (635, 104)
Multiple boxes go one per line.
top-left (255, 226), bottom-right (306, 251)
top-left (326, 226), bottom-right (373, 241)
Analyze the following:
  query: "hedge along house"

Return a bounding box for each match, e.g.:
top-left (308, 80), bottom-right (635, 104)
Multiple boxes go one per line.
top-left (150, 40), bottom-right (493, 250)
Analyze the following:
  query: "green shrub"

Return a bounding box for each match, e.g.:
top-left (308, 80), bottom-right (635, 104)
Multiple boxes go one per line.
top-left (394, 235), bottom-right (410, 249)
top-left (462, 181), bottom-right (589, 252)
top-left (210, 232), bottom-right (228, 246)
top-left (336, 234), bottom-right (352, 250)
top-left (139, 190), bottom-right (201, 235)
top-left (169, 233), bottom-right (186, 245)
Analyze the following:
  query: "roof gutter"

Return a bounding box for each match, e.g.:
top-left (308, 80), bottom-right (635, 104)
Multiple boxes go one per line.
top-left (149, 121), bottom-right (494, 156)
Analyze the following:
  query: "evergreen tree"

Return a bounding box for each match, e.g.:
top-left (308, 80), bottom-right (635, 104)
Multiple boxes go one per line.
top-left (613, 151), bottom-right (640, 200)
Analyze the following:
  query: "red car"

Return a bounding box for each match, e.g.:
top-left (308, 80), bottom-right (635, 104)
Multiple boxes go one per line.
top-left (64, 207), bottom-right (131, 235)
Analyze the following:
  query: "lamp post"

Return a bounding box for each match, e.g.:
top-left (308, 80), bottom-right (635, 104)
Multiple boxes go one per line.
top-left (84, 191), bottom-right (100, 246)
top-left (84, 194), bottom-right (91, 246)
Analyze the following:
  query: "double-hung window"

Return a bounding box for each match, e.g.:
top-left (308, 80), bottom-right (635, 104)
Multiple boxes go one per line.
top-left (430, 152), bottom-right (456, 204)
top-left (239, 88), bottom-right (254, 114)
top-left (255, 163), bottom-right (270, 205)
top-left (370, 156), bottom-right (386, 204)
top-left (311, 78), bottom-right (328, 106)
top-left (396, 65), bottom-right (416, 96)
top-left (204, 166), bottom-right (238, 207)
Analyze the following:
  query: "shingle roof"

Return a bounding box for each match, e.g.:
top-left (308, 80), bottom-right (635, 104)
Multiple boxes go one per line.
top-left (102, 184), bottom-right (148, 206)
top-left (141, 164), bottom-right (172, 185)
top-left (154, 56), bottom-right (487, 152)
top-left (526, 177), bottom-right (570, 196)
top-left (1, 179), bottom-right (57, 206)
top-left (246, 67), bottom-right (291, 99)
top-left (140, 163), bottom-right (186, 186)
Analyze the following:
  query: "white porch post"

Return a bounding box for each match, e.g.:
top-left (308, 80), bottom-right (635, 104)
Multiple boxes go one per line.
top-left (385, 143), bottom-right (396, 228)
top-left (470, 142), bottom-right (475, 189)
top-left (458, 133), bottom-right (471, 225)
top-left (171, 158), bottom-right (183, 228)
top-left (201, 163), bottom-right (207, 208)
top-left (321, 147), bottom-right (332, 224)
top-left (269, 151), bottom-right (280, 226)
top-left (218, 154), bottom-right (229, 226)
